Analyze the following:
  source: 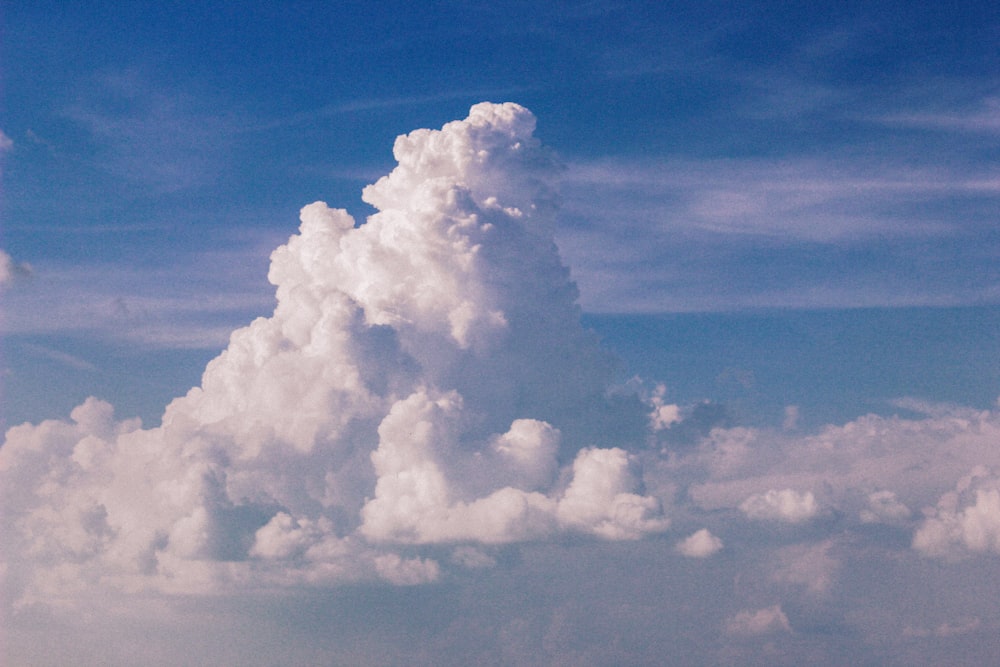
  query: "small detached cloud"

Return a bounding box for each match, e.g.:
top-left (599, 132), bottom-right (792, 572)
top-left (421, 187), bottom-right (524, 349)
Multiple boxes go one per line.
top-left (0, 249), bottom-right (32, 289)
top-left (904, 617), bottom-right (984, 639)
top-left (740, 489), bottom-right (819, 524)
top-left (725, 605), bottom-right (792, 637)
top-left (676, 528), bottom-right (723, 558)
top-left (0, 129), bottom-right (13, 151)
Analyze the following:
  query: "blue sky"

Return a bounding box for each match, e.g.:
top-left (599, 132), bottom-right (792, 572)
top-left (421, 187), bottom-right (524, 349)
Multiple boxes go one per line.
top-left (2, 2), bottom-right (1000, 665)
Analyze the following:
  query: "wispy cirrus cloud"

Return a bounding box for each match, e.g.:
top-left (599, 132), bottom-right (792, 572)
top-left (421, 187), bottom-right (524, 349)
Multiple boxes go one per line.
top-left (0, 242), bottom-right (276, 349)
top-left (879, 96), bottom-right (1000, 134)
top-left (557, 155), bottom-right (1000, 311)
top-left (563, 158), bottom-right (999, 241)
top-left (243, 87), bottom-right (531, 134)
top-left (17, 342), bottom-right (98, 372)
top-left (62, 69), bottom-right (242, 193)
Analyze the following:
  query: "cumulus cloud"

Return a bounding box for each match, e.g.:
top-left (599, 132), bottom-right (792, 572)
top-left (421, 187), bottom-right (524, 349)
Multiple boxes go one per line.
top-left (648, 383), bottom-right (681, 431)
top-left (770, 540), bottom-right (839, 595)
top-left (740, 489), bottom-right (819, 523)
top-left (860, 490), bottom-right (911, 524)
top-left (0, 248), bottom-right (32, 289)
top-left (913, 468), bottom-right (1000, 559)
top-left (676, 528), bottom-right (723, 558)
top-left (681, 404), bottom-right (1000, 528)
top-left (725, 605), bottom-right (792, 636)
top-left (0, 103), bottom-right (668, 605)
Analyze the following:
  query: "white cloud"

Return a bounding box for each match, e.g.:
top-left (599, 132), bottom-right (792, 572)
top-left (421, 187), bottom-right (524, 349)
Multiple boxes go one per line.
top-left (860, 490), bottom-right (911, 524)
top-left (676, 528), bottom-right (723, 558)
top-left (0, 103), bottom-right (667, 606)
top-left (740, 489), bottom-right (819, 523)
top-left (648, 383), bottom-right (681, 431)
top-left (0, 248), bottom-right (32, 289)
top-left (373, 553), bottom-right (441, 586)
top-left (682, 405), bottom-right (1000, 525)
top-left (771, 540), bottom-right (839, 595)
top-left (0, 129), bottom-right (12, 151)
top-left (725, 605), bottom-right (792, 636)
top-left (555, 446), bottom-right (669, 539)
top-left (913, 469), bottom-right (1000, 560)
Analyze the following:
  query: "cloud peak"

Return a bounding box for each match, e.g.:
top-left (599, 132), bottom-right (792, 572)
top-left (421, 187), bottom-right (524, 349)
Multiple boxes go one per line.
top-left (1, 103), bottom-right (666, 603)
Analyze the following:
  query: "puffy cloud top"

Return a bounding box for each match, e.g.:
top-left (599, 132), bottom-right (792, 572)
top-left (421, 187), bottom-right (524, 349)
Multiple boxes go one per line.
top-left (725, 605), bottom-right (792, 636)
top-left (0, 103), bottom-right (666, 603)
top-left (0, 248), bottom-right (32, 289)
top-left (676, 528), bottom-right (723, 558)
top-left (740, 488), bottom-right (819, 523)
top-left (913, 469), bottom-right (1000, 559)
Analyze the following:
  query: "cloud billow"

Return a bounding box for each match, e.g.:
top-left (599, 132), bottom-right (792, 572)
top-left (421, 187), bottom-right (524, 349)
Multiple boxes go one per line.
top-left (0, 103), bottom-right (668, 600)
top-left (7, 106), bottom-right (1000, 664)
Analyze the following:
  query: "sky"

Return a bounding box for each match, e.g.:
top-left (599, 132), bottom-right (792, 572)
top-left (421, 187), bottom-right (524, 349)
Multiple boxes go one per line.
top-left (1, 1), bottom-right (999, 665)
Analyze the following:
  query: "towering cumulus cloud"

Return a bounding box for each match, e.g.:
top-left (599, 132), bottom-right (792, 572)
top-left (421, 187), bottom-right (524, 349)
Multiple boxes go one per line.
top-left (0, 103), bottom-right (667, 602)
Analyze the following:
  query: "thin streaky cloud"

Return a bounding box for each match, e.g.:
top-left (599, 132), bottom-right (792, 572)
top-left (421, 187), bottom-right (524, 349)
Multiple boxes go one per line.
top-left (562, 158), bottom-right (999, 242)
top-left (60, 70), bottom-right (244, 192)
top-left (242, 87), bottom-right (533, 134)
top-left (18, 342), bottom-right (99, 372)
top-left (879, 100), bottom-right (1000, 134)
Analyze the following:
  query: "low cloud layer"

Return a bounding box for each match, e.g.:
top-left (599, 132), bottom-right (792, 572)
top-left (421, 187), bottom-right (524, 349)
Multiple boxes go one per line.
top-left (3, 104), bottom-right (1000, 665)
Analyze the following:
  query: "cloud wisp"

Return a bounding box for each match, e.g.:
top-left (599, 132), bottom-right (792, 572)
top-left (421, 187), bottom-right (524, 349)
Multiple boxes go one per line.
top-left (558, 156), bottom-right (1000, 312)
